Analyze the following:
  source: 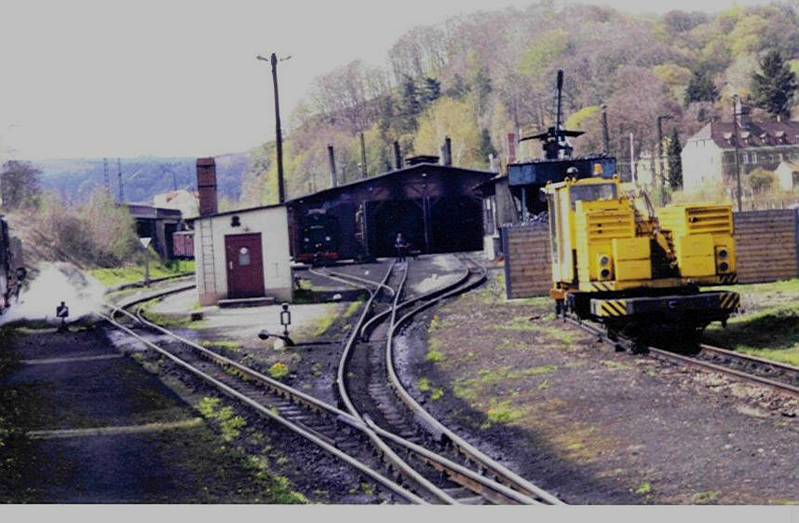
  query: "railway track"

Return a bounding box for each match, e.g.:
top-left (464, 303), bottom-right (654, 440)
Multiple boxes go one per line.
top-left (563, 316), bottom-right (799, 397)
top-left (101, 259), bottom-right (560, 505)
top-left (331, 255), bottom-right (563, 505)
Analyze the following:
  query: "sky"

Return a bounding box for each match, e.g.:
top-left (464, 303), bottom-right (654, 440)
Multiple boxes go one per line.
top-left (0, 0), bottom-right (776, 160)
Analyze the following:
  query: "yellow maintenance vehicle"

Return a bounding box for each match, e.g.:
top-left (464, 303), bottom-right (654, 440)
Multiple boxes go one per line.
top-left (543, 175), bottom-right (739, 348)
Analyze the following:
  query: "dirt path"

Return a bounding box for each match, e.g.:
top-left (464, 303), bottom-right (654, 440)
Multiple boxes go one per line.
top-left (0, 325), bottom-right (307, 503)
top-left (400, 269), bottom-right (799, 505)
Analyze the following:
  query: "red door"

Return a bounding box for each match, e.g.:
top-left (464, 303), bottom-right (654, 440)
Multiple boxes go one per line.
top-left (225, 234), bottom-right (266, 299)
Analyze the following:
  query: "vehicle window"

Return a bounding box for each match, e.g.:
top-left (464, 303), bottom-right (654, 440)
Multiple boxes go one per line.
top-left (569, 184), bottom-right (617, 209)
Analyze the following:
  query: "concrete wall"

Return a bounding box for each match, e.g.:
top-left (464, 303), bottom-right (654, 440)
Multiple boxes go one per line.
top-left (501, 210), bottom-right (799, 298)
top-left (194, 206), bottom-right (293, 305)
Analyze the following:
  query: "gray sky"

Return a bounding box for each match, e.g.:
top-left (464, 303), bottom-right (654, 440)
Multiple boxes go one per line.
top-left (0, 0), bottom-right (774, 159)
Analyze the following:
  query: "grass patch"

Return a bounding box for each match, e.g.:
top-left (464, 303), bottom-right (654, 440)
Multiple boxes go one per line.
top-left (430, 388), bottom-right (444, 401)
top-left (495, 315), bottom-right (540, 332)
top-left (482, 400), bottom-right (525, 428)
top-left (197, 397), bottom-right (247, 442)
top-left (245, 455), bottom-right (308, 504)
top-left (635, 482), bottom-right (653, 496)
top-left (418, 377), bottom-right (431, 392)
top-left (313, 310), bottom-right (338, 337)
top-left (201, 340), bottom-right (242, 352)
top-left (600, 360), bottom-right (630, 371)
top-left (343, 300), bottom-right (364, 319)
top-left (692, 491), bottom-right (720, 505)
top-left (268, 362), bottom-right (290, 380)
top-left (704, 303), bottom-right (799, 366)
top-left (90, 260), bottom-right (195, 288)
top-left (425, 338), bottom-right (446, 363)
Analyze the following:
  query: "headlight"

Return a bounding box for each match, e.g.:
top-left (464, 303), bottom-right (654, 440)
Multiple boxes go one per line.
top-left (325, 236), bottom-right (331, 241)
top-left (600, 269), bottom-right (611, 279)
top-left (718, 248), bottom-right (728, 259)
top-left (719, 262), bottom-right (729, 272)
top-left (599, 255), bottom-right (610, 266)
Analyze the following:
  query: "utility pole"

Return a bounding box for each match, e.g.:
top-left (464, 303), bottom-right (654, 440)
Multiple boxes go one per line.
top-left (359, 132), bottom-right (367, 179)
top-left (656, 114), bottom-right (673, 205)
top-left (629, 132), bottom-right (636, 186)
top-left (601, 105), bottom-right (610, 156)
top-left (732, 94), bottom-right (743, 213)
top-left (257, 53), bottom-right (290, 204)
top-left (117, 158), bottom-right (124, 203)
top-left (103, 158), bottom-right (110, 193)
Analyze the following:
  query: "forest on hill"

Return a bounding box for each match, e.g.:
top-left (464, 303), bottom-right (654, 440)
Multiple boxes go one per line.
top-left (239, 1), bottom-right (799, 207)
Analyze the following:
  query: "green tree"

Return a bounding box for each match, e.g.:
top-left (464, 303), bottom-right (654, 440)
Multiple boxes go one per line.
top-left (748, 168), bottom-right (776, 194)
top-left (684, 70), bottom-right (718, 105)
top-left (421, 77), bottom-right (442, 107)
top-left (0, 160), bottom-right (41, 210)
top-left (446, 74), bottom-right (470, 99)
top-left (750, 50), bottom-right (798, 120)
top-left (479, 128), bottom-right (497, 163)
top-left (667, 128), bottom-right (683, 190)
top-left (471, 66), bottom-right (493, 113)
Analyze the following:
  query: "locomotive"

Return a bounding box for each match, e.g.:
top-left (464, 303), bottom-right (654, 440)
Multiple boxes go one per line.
top-left (0, 216), bottom-right (26, 314)
top-left (297, 210), bottom-right (341, 265)
top-left (544, 175), bottom-right (739, 347)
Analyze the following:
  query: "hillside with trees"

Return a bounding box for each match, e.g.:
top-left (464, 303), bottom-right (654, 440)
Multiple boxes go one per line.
top-left (243, 1), bottom-right (799, 205)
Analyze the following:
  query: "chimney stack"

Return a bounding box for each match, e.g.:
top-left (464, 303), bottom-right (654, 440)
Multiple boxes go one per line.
top-left (443, 136), bottom-right (453, 166)
top-left (507, 133), bottom-right (517, 164)
top-left (196, 157), bottom-right (218, 217)
top-left (327, 144), bottom-right (337, 187)
top-left (393, 141), bottom-right (403, 170)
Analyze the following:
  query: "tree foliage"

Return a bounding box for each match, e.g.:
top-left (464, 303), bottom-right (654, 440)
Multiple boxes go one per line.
top-left (685, 70), bottom-right (718, 105)
top-left (667, 128), bottom-right (683, 190)
top-left (1, 160), bottom-right (41, 210)
top-left (750, 50), bottom-right (798, 120)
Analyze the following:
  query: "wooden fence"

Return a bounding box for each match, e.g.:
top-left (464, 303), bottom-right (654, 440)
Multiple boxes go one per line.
top-left (734, 209), bottom-right (799, 284)
top-left (501, 209), bottom-right (799, 299)
top-left (501, 223), bottom-right (552, 299)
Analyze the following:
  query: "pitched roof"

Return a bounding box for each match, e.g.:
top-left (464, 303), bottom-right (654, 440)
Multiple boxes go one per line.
top-left (687, 120), bottom-right (799, 149)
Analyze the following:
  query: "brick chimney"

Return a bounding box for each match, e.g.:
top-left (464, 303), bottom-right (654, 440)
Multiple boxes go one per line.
top-left (196, 157), bottom-right (218, 217)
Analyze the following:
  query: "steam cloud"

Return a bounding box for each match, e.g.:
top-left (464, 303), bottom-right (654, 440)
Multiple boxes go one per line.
top-left (0, 262), bottom-right (105, 326)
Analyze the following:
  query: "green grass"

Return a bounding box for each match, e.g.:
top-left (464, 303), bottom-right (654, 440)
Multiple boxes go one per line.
top-left (268, 362), bottom-right (290, 380)
top-left (197, 397), bottom-right (247, 442)
top-left (425, 338), bottom-right (446, 363)
top-left (704, 303), bottom-right (799, 366)
top-left (495, 315), bottom-right (540, 332)
top-left (418, 377), bottom-right (431, 392)
top-left (635, 482), bottom-right (653, 496)
top-left (201, 340), bottom-right (242, 352)
top-left (343, 300), bottom-right (364, 319)
top-left (90, 260), bottom-right (195, 288)
top-left (430, 388), bottom-right (444, 401)
top-left (692, 491), bottom-right (720, 505)
top-left (483, 400), bottom-right (525, 428)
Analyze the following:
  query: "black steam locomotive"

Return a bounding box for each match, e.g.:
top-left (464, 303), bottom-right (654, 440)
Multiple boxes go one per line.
top-left (0, 217), bottom-right (26, 314)
top-left (297, 210), bottom-right (341, 265)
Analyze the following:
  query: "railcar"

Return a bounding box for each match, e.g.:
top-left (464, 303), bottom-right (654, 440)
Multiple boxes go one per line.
top-left (0, 217), bottom-right (26, 314)
top-left (172, 230), bottom-right (195, 259)
top-left (297, 211), bottom-right (341, 265)
top-left (543, 176), bottom-right (739, 349)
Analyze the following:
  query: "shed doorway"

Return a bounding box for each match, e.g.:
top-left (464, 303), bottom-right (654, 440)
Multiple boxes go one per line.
top-left (225, 233), bottom-right (265, 298)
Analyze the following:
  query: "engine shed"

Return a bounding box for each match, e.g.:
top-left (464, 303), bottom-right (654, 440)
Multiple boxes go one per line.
top-left (287, 159), bottom-right (494, 261)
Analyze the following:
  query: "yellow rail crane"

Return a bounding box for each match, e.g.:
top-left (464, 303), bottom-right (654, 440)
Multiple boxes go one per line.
top-left (543, 175), bottom-right (739, 350)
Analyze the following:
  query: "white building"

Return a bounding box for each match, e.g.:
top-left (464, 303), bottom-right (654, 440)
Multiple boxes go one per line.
top-left (191, 158), bottom-right (293, 306)
top-left (681, 119), bottom-right (799, 194)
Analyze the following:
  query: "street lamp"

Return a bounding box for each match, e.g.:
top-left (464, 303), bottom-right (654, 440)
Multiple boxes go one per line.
top-left (656, 114), bottom-right (673, 205)
top-left (257, 53), bottom-right (292, 204)
top-left (732, 94), bottom-right (743, 213)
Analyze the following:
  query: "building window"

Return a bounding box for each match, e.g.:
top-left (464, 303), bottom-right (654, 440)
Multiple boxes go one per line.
top-left (751, 152), bottom-right (757, 163)
top-left (741, 152), bottom-right (749, 164)
top-left (239, 247), bottom-right (251, 266)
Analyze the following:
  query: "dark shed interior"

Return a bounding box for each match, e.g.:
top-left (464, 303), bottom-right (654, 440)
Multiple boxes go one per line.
top-left (287, 163), bottom-right (494, 261)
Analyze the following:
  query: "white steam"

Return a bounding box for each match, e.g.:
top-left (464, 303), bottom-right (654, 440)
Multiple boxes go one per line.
top-left (0, 262), bottom-right (105, 325)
